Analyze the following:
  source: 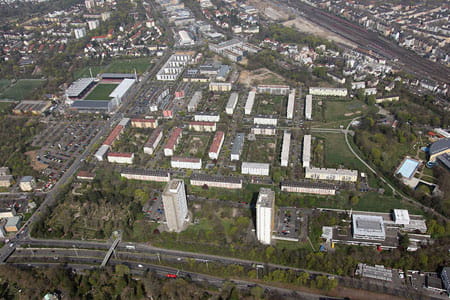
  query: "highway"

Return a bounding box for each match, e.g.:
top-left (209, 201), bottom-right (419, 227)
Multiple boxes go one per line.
top-left (278, 0), bottom-right (449, 84)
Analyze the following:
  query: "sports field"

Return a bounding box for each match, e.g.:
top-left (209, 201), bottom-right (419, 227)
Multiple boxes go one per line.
top-left (0, 79), bottom-right (11, 93)
top-left (0, 79), bottom-right (46, 100)
top-left (85, 84), bottom-right (118, 100)
top-left (74, 58), bottom-right (152, 79)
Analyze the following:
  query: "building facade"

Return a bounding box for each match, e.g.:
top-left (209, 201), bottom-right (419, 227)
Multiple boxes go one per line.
top-left (256, 188), bottom-right (275, 245)
top-left (162, 179), bottom-right (188, 232)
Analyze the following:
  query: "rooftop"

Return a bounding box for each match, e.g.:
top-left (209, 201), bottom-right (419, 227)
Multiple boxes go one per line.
top-left (257, 188), bottom-right (275, 208)
top-left (430, 138), bottom-right (450, 156)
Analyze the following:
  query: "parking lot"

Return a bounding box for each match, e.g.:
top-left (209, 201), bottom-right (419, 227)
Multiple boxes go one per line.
top-left (142, 193), bottom-right (167, 224)
top-left (31, 119), bottom-right (102, 191)
top-left (274, 207), bottom-right (300, 240)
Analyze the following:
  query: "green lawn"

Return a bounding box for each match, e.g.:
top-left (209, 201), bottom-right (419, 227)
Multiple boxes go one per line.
top-left (74, 58), bottom-right (152, 79)
top-left (256, 94), bottom-right (285, 116)
top-left (0, 102), bottom-right (12, 114)
top-left (244, 137), bottom-right (277, 163)
top-left (177, 134), bottom-right (211, 159)
top-left (0, 79), bottom-right (46, 100)
top-left (85, 84), bottom-right (118, 100)
top-left (0, 79), bottom-right (11, 93)
top-left (74, 66), bottom-right (105, 79)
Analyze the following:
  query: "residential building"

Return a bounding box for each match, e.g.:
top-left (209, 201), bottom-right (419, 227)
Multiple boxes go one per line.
top-left (281, 131), bottom-right (291, 167)
top-left (162, 179), bottom-right (188, 232)
top-left (281, 181), bottom-right (336, 195)
top-left (352, 214), bottom-right (386, 241)
top-left (171, 157), bottom-right (202, 169)
top-left (225, 92), bottom-right (239, 115)
top-left (302, 135), bottom-right (311, 168)
top-left (257, 85), bottom-right (290, 95)
top-left (242, 162), bottom-right (270, 176)
top-left (309, 87), bottom-right (348, 97)
top-left (156, 52), bottom-right (194, 81)
top-left (231, 133), bottom-right (245, 161)
top-left (208, 131), bottom-right (224, 160)
top-left (19, 176), bottom-right (35, 191)
top-left (76, 171), bottom-right (95, 181)
top-left (256, 188), bottom-right (275, 245)
top-left (0, 208), bottom-right (16, 219)
top-left (194, 113), bottom-right (220, 122)
top-left (305, 95), bottom-right (312, 120)
top-left (251, 125), bottom-right (276, 136)
top-left (305, 167), bottom-right (358, 182)
top-left (131, 118), bottom-right (158, 128)
top-left (74, 28), bottom-right (86, 39)
top-left (441, 267), bottom-right (450, 296)
top-left (95, 145), bottom-right (110, 161)
top-left (286, 89), bottom-right (295, 119)
top-left (375, 96), bottom-right (399, 103)
top-left (352, 81), bottom-right (366, 90)
top-left (144, 128), bottom-right (163, 155)
top-left (244, 90), bottom-right (256, 115)
top-left (107, 152), bottom-right (134, 164)
top-left (254, 115), bottom-right (277, 126)
top-left (209, 82), bottom-right (232, 92)
top-left (164, 127), bottom-right (183, 156)
top-left (121, 169), bottom-right (170, 182)
top-left (188, 121), bottom-right (216, 132)
top-left (187, 91), bottom-right (202, 112)
top-left (0, 175), bottom-right (13, 187)
top-left (190, 173), bottom-right (243, 189)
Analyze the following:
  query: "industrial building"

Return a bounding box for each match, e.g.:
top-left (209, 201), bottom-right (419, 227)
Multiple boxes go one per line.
top-left (392, 209), bottom-right (410, 225)
top-left (171, 157), bottom-right (202, 169)
top-left (225, 92), bottom-right (239, 115)
top-left (120, 168), bottom-right (170, 182)
top-left (352, 214), bottom-right (386, 241)
top-left (254, 115), bottom-right (278, 126)
top-left (187, 91), bottom-right (202, 112)
top-left (302, 135), bottom-right (311, 168)
top-left (107, 152), bottom-right (134, 164)
top-left (156, 52), bottom-right (194, 81)
top-left (305, 167), bottom-right (358, 182)
top-left (251, 125), bottom-right (277, 136)
top-left (309, 87), bottom-right (348, 97)
top-left (281, 131), bottom-right (291, 167)
top-left (131, 118), bottom-right (158, 128)
top-left (144, 128), bottom-right (163, 155)
top-left (281, 181), bottom-right (336, 195)
top-left (162, 179), bottom-right (188, 232)
top-left (257, 85), bottom-right (290, 95)
top-left (231, 133), bottom-right (245, 161)
top-left (19, 176), bottom-right (35, 191)
top-left (286, 89), bottom-right (295, 119)
top-left (190, 173), bottom-right (243, 189)
top-left (178, 30), bottom-right (195, 45)
top-left (256, 188), bottom-right (275, 245)
top-left (244, 90), bottom-right (256, 115)
top-left (194, 112), bottom-right (220, 122)
top-left (355, 264), bottom-right (393, 282)
top-left (164, 127), bottom-right (183, 156)
top-left (429, 138), bottom-right (450, 162)
top-left (209, 82), bottom-right (232, 92)
top-left (12, 100), bottom-right (52, 115)
top-left (305, 95), bottom-right (312, 120)
top-left (208, 131), bottom-right (225, 160)
top-left (209, 39), bottom-right (260, 62)
top-left (188, 121), bottom-right (216, 132)
top-left (241, 162), bottom-right (270, 176)
top-left (0, 208), bottom-right (16, 219)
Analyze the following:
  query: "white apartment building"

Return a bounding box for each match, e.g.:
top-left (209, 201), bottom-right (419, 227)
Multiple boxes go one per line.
top-left (121, 169), bottom-right (170, 182)
top-left (162, 179), bottom-right (188, 232)
top-left (302, 135), bottom-right (311, 168)
top-left (305, 95), bottom-right (312, 120)
top-left (286, 89), bottom-right (295, 119)
top-left (254, 115), bottom-right (277, 126)
top-left (241, 162), bottom-right (270, 176)
top-left (208, 131), bottom-right (224, 160)
top-left (305, 167), bottom-right (358, 182)
top-left (194, 113), bottom-right (220, 122)
top-left (244, 90), bottom-right (256, 115)
top-left (225, 92), bottom-right (239, 115)
top-left (143, 128), bottom-right (163, 155)
top-left (256, 188), bottom-right (275, 245)
top-left (281, 131), bottom-right (291, 167)
top-left (171, 157), bottom-right (202, 170)
top-left (107, 152), bottom-right (134, 164)
top-left (309, 87), bottom-right (348, 97)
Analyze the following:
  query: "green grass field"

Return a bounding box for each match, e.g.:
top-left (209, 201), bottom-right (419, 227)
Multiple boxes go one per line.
top-left (74, 58), bottom-right (152, 79)
top-left (256, 94), bottom-right (285, 115)
top-left (85, 84), bottom-right (118, 100)
top-left (178, 134), bottom-right (211, 158)
top-left (0, 102), bottom-right (12, 114)
top-left (244, 137), bottom-right (277, 163)
top-left (0, 80), bottom-right (11, 93)
top-left (0, 79), bottom-right (45, 100)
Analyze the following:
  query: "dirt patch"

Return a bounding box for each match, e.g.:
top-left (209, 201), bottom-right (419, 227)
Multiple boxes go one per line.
top-left (25, 150), bottom-right (48, 171)
top-left (238, 68), bottom-right (286, 87)
top-left (283, 17), bottom-right (356, 48)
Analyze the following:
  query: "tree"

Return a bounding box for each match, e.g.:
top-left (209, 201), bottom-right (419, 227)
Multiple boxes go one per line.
top-left (399, 234), bottom-right (410, 250)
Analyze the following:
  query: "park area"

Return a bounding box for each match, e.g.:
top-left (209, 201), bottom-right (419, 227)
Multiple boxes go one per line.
top-left (0, 79), bottom-right (46, 100)
top-left (312, 98), bottom-right (369, 127)
top-left (244, 137), bottom-right (277, 163)
top-left (85, 83), bottom-right (118, 100)
top-left (74, 58), bottom-right (153, 79)
top-left (177, 134), bottom-right (211, 158)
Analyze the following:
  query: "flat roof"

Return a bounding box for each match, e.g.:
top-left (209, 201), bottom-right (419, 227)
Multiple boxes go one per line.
top-left (226, 92), bottom-right (239, 109)
top-left (231, 133), bottom-right (245, 155)
top-left (71, 100), bottom-right (110, 109)
top-left (257, 188), bottom-right (275, 207)
top-left (242, 162), bottom-right (270, 169)
top-left (281, 180), bottom-right (335, 190)
top-left (307, 167), bottom-right (358, 177)
top-left (430, 138), bottom-right (450, 156)
top-left (393, 209), bottom-right (410, 223)
top-left (6, 216), bottom-right (21, 226)
top-left (353, 214), bottom-right (385, 238)
top-left (191, 173), bottom-right (242, 184)
top-left (121, 168), bottom-right (169, 177)
top-left (101, 73), bottom-right (136, 79)
top-left (172, 156), bottom-right (201, 163)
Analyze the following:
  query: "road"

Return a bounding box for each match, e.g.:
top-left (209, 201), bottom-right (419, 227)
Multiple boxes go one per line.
top-left (344, 117), bottom-right (449, 223)
top-left (277, 0), bottom-right (449, 84)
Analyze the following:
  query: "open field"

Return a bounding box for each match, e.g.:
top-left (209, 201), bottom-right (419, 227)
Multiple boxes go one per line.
top-left (312, 98), bottom-right (368, 127)
top-left (238, 68), bottom-right (286, 87)
top-left (0, 80), bottom-right (11, 93)
top-left (255, 94), bottom-right (285, 116)
top-left (74, 58), bottom-right (153, 79)
top-left (85, 83), bottom-right (117, 100)
top-left (178, 134), bottom-right (211, 158)
top-left (244, 137), bottom-right (277, 163)
top-left (0, 102), bottom-right (12, 114)
top-left (0, 79), bottom-right (46, 100)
